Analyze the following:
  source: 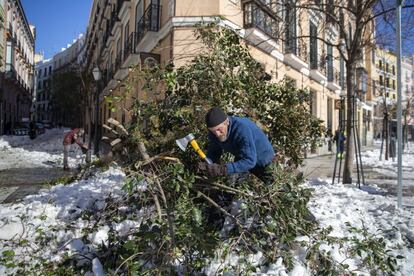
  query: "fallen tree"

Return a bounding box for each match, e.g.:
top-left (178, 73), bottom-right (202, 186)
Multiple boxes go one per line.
top-left (0, 24), bottom-right (401, 275)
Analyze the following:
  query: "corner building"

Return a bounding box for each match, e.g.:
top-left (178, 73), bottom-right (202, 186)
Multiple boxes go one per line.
top-left (84, 0), bottom-right (375, 155)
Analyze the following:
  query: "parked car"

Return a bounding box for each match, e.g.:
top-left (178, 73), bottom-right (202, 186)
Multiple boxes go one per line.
top-left (13, 122), bottom-right (30, 136)
top-left (36, 123), bottom-right (45, 135)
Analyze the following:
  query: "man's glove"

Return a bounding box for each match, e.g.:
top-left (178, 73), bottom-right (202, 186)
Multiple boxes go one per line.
top-left (198, 162), bottom-right (227, 177)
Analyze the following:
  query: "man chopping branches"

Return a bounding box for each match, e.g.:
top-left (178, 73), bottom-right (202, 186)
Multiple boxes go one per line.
top-left (198, 107), bottom-right (277, 184)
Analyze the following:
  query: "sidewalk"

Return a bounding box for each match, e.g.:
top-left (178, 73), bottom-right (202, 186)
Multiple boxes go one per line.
top-left (300, 144), bottom-right (414, 197)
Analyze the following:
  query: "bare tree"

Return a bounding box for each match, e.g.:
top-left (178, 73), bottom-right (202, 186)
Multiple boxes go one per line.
top-left (252, 0), bottom-right (414, 183)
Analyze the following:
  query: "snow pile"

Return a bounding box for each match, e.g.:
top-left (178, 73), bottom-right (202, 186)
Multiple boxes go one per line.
top-left (308, 178), bottom-right (414, 275)
top-left (0, 166), bottom-right (126, 274)
top-left (0, 129), bottom-right (86, 169)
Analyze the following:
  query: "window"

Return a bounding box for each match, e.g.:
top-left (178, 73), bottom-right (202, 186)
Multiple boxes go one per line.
top-left (310, 22), bottom-right (318, 69)
top-left (44, 68), bottom-right (47, 77)
top-left (327, 44), bottom-right (333, 81)
top-left (310, 90), bottom-right (317, 116)
top-left (6, 41), bottom-right (14, 67)
top-left (386, 63), bottom-right (389, 73)
top-left (49, 66), bottom-right (52, 74)
top-left (372, 80), bottom-right (376, 95)
top-left (378, 60), bottom-right (382, 69)
top-left (392, 65), bottom-right (395, 75)
top-left (379, 75), bottom-right (383, 86)
top-left (392, 79), bottom-right (395, 89)
top-left (135, 0), bottom-right (144, 34)
top-left (284, 0), bottom-right (297, 54)
top-left (326, 0), bottom-right (335, 22)
top-left (340, 57), bottom-right (345, 88)
top-left (327, 98), bottom-right (333, 131)
top-left (124, 21), bottom-right (129, 51)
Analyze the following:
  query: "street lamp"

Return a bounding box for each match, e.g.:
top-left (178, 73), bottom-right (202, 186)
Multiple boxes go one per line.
top-left (92, 67), bottom-right (101, 82)
top-left (356, 66), bottom-right (368, 96)
top-left (92, 66), bottom-right (101, 156)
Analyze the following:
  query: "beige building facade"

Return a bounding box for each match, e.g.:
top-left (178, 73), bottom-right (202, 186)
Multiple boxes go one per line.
top-left (84, 0), bottom-right (375, 154)
top-left (371, 48), bottom-right (398, 139)
top-left (0, 0), bottom-right (35, 135)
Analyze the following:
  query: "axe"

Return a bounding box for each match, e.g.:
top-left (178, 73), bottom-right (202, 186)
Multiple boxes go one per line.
top-left (176, 133), bottom-right (213, 164)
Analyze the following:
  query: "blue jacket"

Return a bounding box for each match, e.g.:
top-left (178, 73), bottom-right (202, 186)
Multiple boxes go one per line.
top-left (206, 116), bottom-right (275, 174)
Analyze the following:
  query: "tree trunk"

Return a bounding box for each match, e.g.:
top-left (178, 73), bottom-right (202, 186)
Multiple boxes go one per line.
top-left (342, 65), bottom-right (355, 184)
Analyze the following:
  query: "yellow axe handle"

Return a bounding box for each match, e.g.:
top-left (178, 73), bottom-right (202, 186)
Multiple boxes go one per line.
top-left (190, 139), bottom-right (207, 159)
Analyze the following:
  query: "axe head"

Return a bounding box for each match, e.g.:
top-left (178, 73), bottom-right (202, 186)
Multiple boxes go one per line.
top-left (175, 133), bottom-right (195, 151)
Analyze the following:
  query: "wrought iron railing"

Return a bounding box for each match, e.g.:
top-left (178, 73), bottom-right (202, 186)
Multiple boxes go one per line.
top-left (310, 53), bottom-right (327, 75)
top-left (243, 1), bottom-right (279, 40)
top-left (114, 49), bottom-right (124, 73)
top-left (124, 32), bottom-right (137, 61)
top-left (135, 4), bottom-right (161, 47)
top-left (123, 3), bottom-right (161, 61)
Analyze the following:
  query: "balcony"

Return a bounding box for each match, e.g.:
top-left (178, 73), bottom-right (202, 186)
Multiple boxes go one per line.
top-left (123, 32), bottom-right (138, 67)
top-left (327, 67), bottom-right (341, 91)
top-left (99, 4), bottom-right (161, 92)
top-left (5, 63), bottom-right (16, 80)
top-left (135, 4), bottom-right (160, 46)
top-left (283, 40), bottom-right (309, 72)
top-left (114, 49), bottom-right (128, 80)
top-left (309, 53), bottom-right (327, 83)
top-left (122, 4), bottom-right (160, 67)
top-left (243, 1), bottom-right (281, 54)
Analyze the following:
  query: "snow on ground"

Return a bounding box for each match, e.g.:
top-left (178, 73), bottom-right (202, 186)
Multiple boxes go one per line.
top-left (0, 166), bottom-right (126, 274)
top-left (0, 128), bottom-right (86, 170)
top-left (361, 141), bottom-right (414, 183)
top-left (307, 179), bottom-right (414, 275)
top-left (1, 132), bottom-right (414, 274)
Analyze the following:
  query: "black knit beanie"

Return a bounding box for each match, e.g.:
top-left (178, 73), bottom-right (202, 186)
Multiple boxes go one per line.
top-left (205, 107), bottom-right (228, 128)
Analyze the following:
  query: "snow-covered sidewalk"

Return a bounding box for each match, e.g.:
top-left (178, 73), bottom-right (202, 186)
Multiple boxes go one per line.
top-left (0, 128), bottom-right (86, 170)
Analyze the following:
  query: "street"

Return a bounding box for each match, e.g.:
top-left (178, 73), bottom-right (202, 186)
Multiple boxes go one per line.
top-left (301, 144), bottom-right (414, 199)
top-left (0, 129), bottom-right (84, 203)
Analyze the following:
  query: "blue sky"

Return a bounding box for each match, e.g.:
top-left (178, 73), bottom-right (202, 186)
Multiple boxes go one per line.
top-left (21, 0), bottom-right (92, 59)
top-left (20, 1), bottom-right (414, 59)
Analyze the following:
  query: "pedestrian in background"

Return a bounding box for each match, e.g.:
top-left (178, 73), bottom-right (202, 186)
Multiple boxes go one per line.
top-left (334, 129), bottom-right (346, 159)
top-left (63, 128), bottom-right (88, 170)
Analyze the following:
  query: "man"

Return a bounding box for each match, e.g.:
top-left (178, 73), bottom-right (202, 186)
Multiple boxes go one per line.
top-left (333, 129), bottom-right (346, 159)
top-left (63, 128), bottom-right (88, 170)
top-left (198, 107), bottom-right (276, 184)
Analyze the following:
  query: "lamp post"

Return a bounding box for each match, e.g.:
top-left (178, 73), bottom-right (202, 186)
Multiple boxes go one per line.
top-left (396, 0), bottom-right (404, 208)
top-left (92, 66), bottom-right (101, 156)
